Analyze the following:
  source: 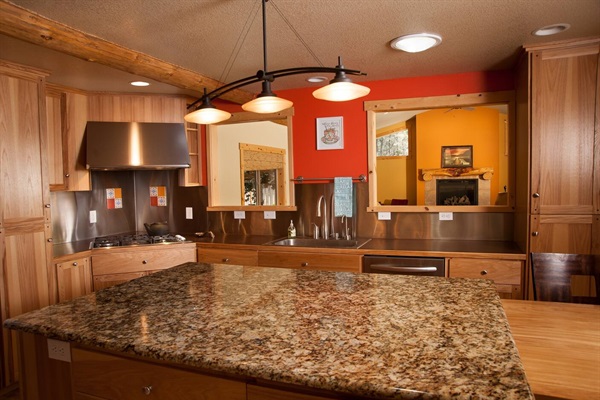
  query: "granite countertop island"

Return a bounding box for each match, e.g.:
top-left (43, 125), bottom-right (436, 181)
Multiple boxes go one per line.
top-left (5, 262), bottom-right (532, 399)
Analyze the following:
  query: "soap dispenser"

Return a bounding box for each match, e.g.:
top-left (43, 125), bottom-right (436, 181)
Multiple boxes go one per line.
top-left (288, 220), bottom-right (296, 238)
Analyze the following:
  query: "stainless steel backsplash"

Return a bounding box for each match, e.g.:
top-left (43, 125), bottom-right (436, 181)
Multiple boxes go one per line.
top-left (52, 177), bottom-right (514, 244)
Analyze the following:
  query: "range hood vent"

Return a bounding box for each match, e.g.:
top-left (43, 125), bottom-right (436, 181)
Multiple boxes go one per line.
top-left (86, 122), bottom-right (190, 170)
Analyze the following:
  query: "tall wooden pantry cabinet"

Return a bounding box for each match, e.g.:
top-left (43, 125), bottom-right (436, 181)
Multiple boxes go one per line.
top-left (0, 61), bottom-right (54, 389)
top-left (516, 37), bottom-right (599, 289)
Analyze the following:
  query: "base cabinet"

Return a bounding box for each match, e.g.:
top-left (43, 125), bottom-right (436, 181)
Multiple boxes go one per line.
top-left (197, 247), bottom-right (258, 266)
top-left (56, 256), bottom-right (92, 303)
top-left (448, 257), bottom-right (523, 299)
top-left (258, 251), bottom-right (361, 273)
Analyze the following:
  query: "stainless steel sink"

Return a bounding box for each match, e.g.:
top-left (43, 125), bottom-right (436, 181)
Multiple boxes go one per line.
top-left (265, 237), bottom-right (371, 249)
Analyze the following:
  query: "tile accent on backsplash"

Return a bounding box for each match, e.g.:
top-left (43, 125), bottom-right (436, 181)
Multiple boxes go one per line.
top-left (150, 186), bottom-right (167, 206)
top-left (106, 188), bottom-right (123, 209)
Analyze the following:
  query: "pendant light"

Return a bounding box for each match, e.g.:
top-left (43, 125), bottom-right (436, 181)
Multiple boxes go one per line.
top-left (185, 0), bottom-right (369, 124)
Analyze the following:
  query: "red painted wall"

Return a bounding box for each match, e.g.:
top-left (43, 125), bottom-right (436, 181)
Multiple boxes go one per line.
top-left (202, 70), bottom-right (514, 182)
top-left (278, 70), bottom-right (514, 180)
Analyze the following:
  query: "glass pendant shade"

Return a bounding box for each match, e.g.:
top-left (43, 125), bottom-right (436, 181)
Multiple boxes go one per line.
top-left (242, 95), bottom-right (293, 113)
top-left (313, 80), bottom-right (371, 101)
top-left (184, 106), bottom-right (231, 124)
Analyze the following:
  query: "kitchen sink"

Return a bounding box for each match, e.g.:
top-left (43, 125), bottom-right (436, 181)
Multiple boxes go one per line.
top-left (265, 237), bottom-right (371, 249)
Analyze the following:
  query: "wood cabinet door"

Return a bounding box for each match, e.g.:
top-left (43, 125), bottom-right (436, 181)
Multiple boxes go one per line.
top-left (57, 257), bottom-right (93, 302)
top-left (179, 121), bottom-right (204, 187)
top-left (63, 91), bottom-right (90, 191)
top-left (0, 65), bottom-right (52, 387)
top-left (530, 43), bottom-right (599, 215)
top-left (45, 89), bottom-right (67, 190)
top-left (530, 214), bottom-right (595, 254)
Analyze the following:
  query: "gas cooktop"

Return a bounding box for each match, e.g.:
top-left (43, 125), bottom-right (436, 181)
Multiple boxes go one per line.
top-left (93, 233), bottom-right (187, 248)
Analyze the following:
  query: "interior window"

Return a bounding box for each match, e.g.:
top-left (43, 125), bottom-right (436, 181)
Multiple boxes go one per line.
top-left (376, 130), bottom-right (409, 157)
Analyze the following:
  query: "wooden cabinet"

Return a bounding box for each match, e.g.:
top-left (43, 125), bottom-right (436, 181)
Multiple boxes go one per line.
top-left (91, 244), bottom-right (196, 290)
top-left (45, 85), bottom-right (90, 192)
top-left (55, 256), bottom-right (93, 303)
top-left (179, 121), bottom-right (204, 187)
top-left (198, 247), bottom-right (258, 266)
top-left (523, 38), bottom-right (600, 255)
top-left (0, 60), bottom-right (53, 389)
top-left (258, 250), bottom-right (361, 273)
top-left (448, 257), bottom-right (523, 299)
top-left (247, 385), bottom-right (335, 400)
top-left (72, 348), bottom-right (246, 400)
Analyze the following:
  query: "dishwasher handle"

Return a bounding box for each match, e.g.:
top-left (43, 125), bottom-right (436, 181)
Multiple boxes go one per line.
top-left (367, 264), bottom-right (439, 273)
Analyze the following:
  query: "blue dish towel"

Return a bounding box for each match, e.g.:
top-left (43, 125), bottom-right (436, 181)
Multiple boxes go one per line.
top-left (334, 177), bottom-right (353, 217)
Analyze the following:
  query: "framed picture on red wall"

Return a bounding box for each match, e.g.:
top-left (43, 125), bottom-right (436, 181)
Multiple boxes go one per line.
top-left (441, 145), bottom-right (473, 168)
top-left (316, 116), bottom-right (344, 150)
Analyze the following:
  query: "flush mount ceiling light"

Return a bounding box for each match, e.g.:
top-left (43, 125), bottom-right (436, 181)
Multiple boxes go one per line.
top-left (533, 23), bottom-right (571, 36)
top-left (130, 81), bottom-right (150, 87)
top-left (390, 33), bottom-right (442, 53)
top-left (185, 0), bottom-right (370, 125)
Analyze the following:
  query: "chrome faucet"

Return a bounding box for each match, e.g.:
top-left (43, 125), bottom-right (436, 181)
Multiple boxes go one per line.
top-left (341, 215), bottom-right (351, 240)
top-left (316, 195), bottom-right (329, 239)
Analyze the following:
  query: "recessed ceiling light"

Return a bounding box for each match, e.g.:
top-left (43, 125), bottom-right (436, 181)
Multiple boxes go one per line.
top-left (532, 23), bottom-right (570, 36)
top-left (390, 33), bottom-right (442, 53)
top-left (307, 76), bottom-right (327, 83)
top-left (130, 81), bottom-right (150, 87)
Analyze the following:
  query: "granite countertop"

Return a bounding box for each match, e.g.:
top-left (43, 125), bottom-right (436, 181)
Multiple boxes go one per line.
top-left (5, 262), bottom-right (532, 399)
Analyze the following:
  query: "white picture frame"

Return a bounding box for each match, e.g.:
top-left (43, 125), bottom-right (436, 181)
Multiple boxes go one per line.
top-left (316, 116), bottom-right (344, 150)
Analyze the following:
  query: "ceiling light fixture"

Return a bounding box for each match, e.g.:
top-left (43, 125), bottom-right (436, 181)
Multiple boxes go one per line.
top-left (390, 33), bottom-right (442, 53)
top-left (130, 81), bottom-right (150, 87)
top-left (532, 23), bottom-right (570, 36)
top-left (185, 0), bottom-right (370, 125)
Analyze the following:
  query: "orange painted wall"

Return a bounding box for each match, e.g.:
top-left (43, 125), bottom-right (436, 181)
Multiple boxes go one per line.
top-left (415, 107), bottom-right (501, 204)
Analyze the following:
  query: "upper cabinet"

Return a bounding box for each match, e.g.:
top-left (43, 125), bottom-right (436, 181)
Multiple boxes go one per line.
top-left (206, 109), bottom-right (296, 211)
top-left (518, 38), bottom-right (600, 255)
top-left (365, 91), bottom-right (516, 213)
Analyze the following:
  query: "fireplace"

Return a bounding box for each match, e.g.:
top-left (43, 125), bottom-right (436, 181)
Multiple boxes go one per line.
top-left (436, 179), bottom-right (478, 205)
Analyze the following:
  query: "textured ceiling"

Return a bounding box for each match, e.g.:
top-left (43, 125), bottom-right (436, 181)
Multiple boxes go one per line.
top-left (1, 0), bottom-right (599, 97)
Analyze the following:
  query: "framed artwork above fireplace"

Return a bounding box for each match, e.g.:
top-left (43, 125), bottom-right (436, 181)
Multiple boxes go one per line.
top-left (441, 145), bottom-right (473, 168)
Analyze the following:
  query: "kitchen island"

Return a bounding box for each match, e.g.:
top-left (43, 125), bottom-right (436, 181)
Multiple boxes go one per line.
top-left (5, 262), bottom-right (532, 399)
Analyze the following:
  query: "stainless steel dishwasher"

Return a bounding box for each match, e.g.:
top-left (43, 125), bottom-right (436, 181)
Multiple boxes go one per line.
top-left (363, 255), bottom-right (445, 276)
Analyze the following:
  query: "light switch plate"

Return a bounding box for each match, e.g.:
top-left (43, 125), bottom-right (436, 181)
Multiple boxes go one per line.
top-left (234, 211), bottom-right (246, 219)
top-left (185, 207), bottom-right (193, 219)
top-left (89, 210), bottom-right (97, 223)
top-left (439, 212), bottom-right (453, 221)
top-left (378, 212), bottom-right (392, 220)
top-left (263, 211), bottom-right (276, 219)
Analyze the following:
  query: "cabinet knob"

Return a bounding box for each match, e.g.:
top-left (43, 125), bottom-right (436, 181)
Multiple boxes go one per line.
top-left (44, 204), bottom-right (51, 208)
top-left (142, 385), bottom-right (153, 395)
top-left (532, 192), bottom-right (540, 198)
top-left (222, 258), bottom-right (230, 262)
top-left (72, 262), bottom-right (78, 267)
top-left (47, 238), bottom-right (53, 242)
top-left (301, 262), bottom-right (309, 267)
top-left (142, 260), bottom-right (148, 264)
top-left (480, 270), bottom-right (488, 276)
top-left (532, 231), bottom-right (539, 237)
top-left (65, 173), bottom-right (70, 178)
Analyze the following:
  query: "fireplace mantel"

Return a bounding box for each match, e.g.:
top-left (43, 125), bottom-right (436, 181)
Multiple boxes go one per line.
top-left (421, 167), bottom-right (493, 181)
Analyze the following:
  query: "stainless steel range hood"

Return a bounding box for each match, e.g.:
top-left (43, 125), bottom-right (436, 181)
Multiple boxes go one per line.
top-left (86, 122), bottom-right (191, 170)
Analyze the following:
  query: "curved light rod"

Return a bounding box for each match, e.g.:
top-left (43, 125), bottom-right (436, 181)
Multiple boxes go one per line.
top-left (187, 62), bottom-right (367, 111)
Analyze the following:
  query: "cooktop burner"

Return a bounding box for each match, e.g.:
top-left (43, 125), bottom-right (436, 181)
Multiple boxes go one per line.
top-left (93, 233), bottom-right (186, 248)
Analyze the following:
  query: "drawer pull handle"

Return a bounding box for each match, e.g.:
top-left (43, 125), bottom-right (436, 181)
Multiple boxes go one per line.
top-left (480, 270), bottom-right (488, 276)
top-left (301, 262), bottom-right (309, 267)
top-left (142, 385), bottom-right (153, 395)
top-left (72, 262), bottom-right (78, 267)
top-left (222, 258), bottom-right (230, 262)
top-left (142, 260), bottom-right (148, 264)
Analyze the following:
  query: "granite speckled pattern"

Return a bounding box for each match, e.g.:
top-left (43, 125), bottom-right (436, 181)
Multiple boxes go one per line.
top-left (5, 263), bottom-right (532, 399)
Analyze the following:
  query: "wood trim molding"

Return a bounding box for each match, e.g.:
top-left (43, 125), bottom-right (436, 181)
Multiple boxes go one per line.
top-left (0, 1), bottom-right (253, 105)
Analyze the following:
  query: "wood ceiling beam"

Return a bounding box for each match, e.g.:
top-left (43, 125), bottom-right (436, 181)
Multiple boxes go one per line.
top-left (0, 1), bottom-right (254, 105)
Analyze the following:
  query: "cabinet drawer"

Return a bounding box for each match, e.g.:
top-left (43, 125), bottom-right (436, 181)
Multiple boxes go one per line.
top-left (92, 244), bottom-right (196, 275)
top-left (198, 248), bottom-right (258, 266)
top-left (258, 251), bottom-right (361, 273)
top-left (448, 258), bottom-right (522, 285)
top-left (72, 348), bottom-right (245, 400)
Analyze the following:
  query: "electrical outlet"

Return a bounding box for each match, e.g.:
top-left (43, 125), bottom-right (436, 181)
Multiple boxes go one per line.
top-left (47, 338), bottom-right (71, 362)
top-left (378, 212), bottom-right (392, 220)
top-left (89, 210), bottom-right (97, 224)
top-left (185, 207), bottom-right (193, 219)
top-left (439, 212), bottom-right (453, 221)
top-left (263, 211), bottom-right (276, 219)
top-left (234, 211), bottom-right (246, 219)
